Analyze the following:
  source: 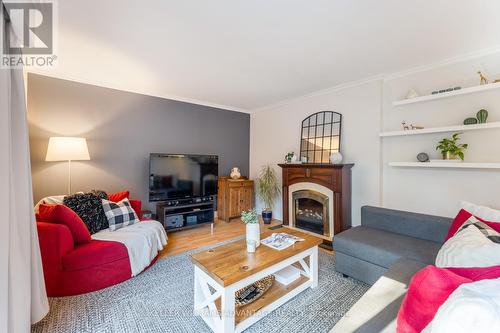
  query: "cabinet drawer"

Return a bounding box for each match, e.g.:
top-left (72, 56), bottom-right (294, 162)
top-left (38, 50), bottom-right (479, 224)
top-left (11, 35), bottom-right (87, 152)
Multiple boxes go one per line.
top-left (228, 180), bottom-right (253, 188)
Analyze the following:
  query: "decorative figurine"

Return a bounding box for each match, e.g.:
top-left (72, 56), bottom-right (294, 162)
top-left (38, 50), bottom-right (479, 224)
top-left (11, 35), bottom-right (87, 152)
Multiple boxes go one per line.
top-left (476, 109), bottom-right (488, 123)
top-left (410, 124), bottom-right (424, 130)
top-left (463, 117), bottom-right (478, 125)
top-left (405, 89), bottom-right (419, 99)
top-left (417, 153), bottom-right (430, 163)
top-left (401, 121), bottom-right (410, 130)
top-left (478, 71), bottom-right (489, 85)
top-left (230, 167), bottom-right (241, 179)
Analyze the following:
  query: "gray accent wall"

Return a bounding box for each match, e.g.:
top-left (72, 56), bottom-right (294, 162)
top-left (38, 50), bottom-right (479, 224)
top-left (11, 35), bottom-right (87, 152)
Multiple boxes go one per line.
top-left (28, 74), bottom-right (250, 208)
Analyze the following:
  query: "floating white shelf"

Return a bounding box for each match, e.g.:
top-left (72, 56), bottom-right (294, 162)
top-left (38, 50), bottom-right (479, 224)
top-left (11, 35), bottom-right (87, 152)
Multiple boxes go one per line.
top-left (393, 82), bottom-right (500, 106)
top-left (389, 162), bottom-right (500, 169)
top-left (380, 121), bottom-right (500, 137)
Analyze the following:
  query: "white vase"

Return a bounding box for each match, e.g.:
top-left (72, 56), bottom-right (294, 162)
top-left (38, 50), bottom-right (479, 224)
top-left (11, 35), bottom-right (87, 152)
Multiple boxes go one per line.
top-left (246, 223), bottom-right (260, 247)
top-left (329, 152), bottom-right (343, 164)
top-left (230, 167), bottom-right (241, 179)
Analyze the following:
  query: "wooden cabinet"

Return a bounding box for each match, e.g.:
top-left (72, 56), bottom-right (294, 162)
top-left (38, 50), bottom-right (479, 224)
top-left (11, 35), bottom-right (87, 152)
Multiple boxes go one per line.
top-left (218, 177), bottom-right (254, 221)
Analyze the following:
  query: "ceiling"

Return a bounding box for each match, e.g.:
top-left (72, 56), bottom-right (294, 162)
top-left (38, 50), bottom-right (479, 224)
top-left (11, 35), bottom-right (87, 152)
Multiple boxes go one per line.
top-left (32, 0), bottom-right (500, 112)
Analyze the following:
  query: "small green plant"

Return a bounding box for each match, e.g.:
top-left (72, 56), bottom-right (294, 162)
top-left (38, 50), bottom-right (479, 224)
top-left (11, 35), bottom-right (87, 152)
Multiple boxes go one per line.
top-left (436, 133), bottom-right (468, 160)
top-left (284, 152), bottom-right (295, 163)
top-left (256, 165), bottom-right (281, 212)
top-left (241, 209), bottom-right (258, 224)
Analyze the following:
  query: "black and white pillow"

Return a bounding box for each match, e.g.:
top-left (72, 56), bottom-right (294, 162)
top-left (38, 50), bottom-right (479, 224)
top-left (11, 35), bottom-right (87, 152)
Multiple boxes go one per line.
top-left (436, 216), bottom-right (500, 268)
top-left (102, 198), bottom-right (139, 231)
top-left (63, 191), bottom-right (109, 234)
top-left (456, 218), bottom-right (500, 243)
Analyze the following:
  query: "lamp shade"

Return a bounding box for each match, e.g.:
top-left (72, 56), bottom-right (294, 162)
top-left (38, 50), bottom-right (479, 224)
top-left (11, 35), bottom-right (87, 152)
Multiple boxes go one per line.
top-left (45, 137), bottom-right (90, 161)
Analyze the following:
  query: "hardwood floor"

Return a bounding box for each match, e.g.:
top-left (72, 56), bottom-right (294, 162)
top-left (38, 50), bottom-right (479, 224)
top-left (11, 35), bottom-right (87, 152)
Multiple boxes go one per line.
top-left (159, 218), bottom-right (332, 258)
top-left (159, 218), bottom-right (282, 258)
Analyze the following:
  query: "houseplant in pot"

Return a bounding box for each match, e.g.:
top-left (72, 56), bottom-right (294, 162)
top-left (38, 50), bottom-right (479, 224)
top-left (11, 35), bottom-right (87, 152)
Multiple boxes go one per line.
top-left (436, 132), bottom-right (468, 160)
top-left (241, 209), bottom-right (260, 247)
top-left (256, 165), bottom-right (281, 224)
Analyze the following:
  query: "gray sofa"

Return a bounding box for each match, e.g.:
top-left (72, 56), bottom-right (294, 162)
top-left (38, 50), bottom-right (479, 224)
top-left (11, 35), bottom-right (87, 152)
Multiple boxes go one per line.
top-left (331, 206), bottom-right (452, 332)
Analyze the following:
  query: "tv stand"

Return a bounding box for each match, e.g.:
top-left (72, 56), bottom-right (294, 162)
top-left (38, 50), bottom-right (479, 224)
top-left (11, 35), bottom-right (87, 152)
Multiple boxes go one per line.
top-left (156, 197), bottom-right (215, 233)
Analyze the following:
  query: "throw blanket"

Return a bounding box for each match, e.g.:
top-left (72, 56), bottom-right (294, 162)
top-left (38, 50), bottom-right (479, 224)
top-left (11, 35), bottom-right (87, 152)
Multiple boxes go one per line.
top-left (92, 220), bottom-right (167, 276)
top-left (423, 278), bottom-right (500, 333)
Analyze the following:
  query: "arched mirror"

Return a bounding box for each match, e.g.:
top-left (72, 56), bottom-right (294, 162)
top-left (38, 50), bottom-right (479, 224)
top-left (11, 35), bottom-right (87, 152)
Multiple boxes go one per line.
top-left (299, 111), bottom-right (342, 164)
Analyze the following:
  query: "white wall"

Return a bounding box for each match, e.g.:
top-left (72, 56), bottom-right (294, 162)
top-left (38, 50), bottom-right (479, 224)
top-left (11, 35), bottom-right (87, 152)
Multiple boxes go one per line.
top-left (250, 81), bottom-right (383, 226)
top-left (250, 51), bottom-right (500, 226)
top-left (382, 52), bottom-right (500, 217)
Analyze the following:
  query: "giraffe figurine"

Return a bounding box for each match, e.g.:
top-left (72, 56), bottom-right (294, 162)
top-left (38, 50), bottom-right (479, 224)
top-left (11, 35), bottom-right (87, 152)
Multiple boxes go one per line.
top-left (478, 71), bottom-right (489, 85)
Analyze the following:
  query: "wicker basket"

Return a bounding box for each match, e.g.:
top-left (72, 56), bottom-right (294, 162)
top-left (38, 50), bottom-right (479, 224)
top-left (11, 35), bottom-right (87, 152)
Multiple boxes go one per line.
top-left (235, 275), bottom-right (274, 307)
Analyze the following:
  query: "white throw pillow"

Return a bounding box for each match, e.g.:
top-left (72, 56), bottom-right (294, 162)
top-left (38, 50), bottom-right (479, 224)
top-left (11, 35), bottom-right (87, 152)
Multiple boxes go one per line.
top-left (460, 201), bottom-right (500, 222)
top-left (422, 278), bottom-right (500, 333)
top-left (436, 216), bottom-right (500, 268)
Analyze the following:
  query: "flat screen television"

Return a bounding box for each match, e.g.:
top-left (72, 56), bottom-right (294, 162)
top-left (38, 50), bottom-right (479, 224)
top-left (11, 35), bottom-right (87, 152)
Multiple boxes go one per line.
top-left (149, 154), bottom-right (218, 202)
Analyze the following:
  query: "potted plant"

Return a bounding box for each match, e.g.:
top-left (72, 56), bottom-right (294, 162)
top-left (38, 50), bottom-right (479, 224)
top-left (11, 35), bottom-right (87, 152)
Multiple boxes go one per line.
top-left (241, 209), bottom-right (260, 247)
top-left (256, 165), bottom-right (281, 224)
top-left (436, 133), bottom-right (468, 161)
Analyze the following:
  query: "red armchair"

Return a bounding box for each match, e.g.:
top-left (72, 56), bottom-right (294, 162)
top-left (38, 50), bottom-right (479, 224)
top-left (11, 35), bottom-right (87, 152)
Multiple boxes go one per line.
top-left (37, 199), bottom-right (146, 297)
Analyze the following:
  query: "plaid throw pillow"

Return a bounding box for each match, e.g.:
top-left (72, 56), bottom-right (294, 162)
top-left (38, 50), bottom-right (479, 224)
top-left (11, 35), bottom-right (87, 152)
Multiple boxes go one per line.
top-left (102, 198), bottom-right (139, 231)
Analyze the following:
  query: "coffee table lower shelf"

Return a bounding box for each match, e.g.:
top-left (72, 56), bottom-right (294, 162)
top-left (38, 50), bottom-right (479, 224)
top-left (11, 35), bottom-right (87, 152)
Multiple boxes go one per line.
top-left (193, 246), bottom-right (318, 333)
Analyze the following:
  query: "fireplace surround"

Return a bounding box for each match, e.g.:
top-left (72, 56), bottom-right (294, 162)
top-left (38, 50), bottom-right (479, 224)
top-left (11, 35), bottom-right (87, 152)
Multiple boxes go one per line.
top-left (279, 163), bottom-right (353, 240)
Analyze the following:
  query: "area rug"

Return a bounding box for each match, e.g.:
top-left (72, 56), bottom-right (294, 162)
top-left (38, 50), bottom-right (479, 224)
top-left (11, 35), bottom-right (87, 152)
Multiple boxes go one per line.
top-left (32, 239), bottom-right (368, 333)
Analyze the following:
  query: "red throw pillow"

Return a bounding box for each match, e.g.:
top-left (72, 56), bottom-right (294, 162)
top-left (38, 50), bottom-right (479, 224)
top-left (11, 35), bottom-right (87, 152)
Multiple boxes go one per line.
top-left (397, 266), bottom-right (472, 333)
top-left (36, 204), bottom-right (91, 244)
top-left (445, 209), bottom-right (500, 241)
top-left (108, 190), bottom-right (130, 203)
top-left (397, 265), bottom-right (500, 333)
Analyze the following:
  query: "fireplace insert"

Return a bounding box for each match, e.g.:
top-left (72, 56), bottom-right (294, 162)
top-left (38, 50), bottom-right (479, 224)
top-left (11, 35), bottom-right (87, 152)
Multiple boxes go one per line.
top-left (292, 190), bottom-right (329, 237)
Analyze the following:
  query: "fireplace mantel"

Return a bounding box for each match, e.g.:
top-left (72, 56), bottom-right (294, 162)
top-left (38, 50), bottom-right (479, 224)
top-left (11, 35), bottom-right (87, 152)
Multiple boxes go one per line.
top-left (278, 163), bottom-right (354, 236)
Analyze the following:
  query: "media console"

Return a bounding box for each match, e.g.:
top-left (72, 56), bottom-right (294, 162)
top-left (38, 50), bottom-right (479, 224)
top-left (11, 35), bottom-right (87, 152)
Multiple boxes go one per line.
top-left (156, 196), bottom-right (216, 232)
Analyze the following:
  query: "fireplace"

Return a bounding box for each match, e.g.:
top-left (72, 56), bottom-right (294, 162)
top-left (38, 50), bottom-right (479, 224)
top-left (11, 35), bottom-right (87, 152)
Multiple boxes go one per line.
top-left (279, 163), bottom-right (353, 239)
top-left (293, 190), bottom-right (329, 237)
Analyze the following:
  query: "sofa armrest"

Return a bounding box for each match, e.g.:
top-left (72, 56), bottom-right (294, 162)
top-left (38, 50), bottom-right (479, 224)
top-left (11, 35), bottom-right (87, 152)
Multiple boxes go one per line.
top-left (37, 222), bottom-right (75, 272)
top-left (129, 199), bottom-right (142, 220)
top-left (361, 206), bottom-right (452, 243)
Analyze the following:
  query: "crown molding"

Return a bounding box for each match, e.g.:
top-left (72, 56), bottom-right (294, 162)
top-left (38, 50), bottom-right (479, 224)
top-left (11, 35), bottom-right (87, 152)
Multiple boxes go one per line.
top-left (383, 45), bottom-right (500, 81)
top-left (252, 75), bottom-right (385, 114)
top-left (252, 45), bottom-right (500, 113)
top-left (25, 69), bottom-right (251, 114)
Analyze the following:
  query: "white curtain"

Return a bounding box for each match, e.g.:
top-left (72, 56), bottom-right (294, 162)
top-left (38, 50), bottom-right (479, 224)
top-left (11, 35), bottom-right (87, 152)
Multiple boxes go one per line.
top-left (0, 2), bottom-right (49, 332)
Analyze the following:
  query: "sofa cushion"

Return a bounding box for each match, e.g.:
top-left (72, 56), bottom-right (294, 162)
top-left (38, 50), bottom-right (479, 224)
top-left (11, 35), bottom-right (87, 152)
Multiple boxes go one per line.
top-left (108, 190), bottom-right (130, 202)
top-left (102, 198), bottom-right (140, 231)
top-left (445, 209), bottom-right (500, 241)
top-left (331, 259), bottom-right (427, 333)
top-left (63, 192), bottom-right (109, 234)
top-left (361, 206), bottom-right (451, 243)
top-left (397, 265), bottom-right (472, 333)
top-left (36, 204), bottom-right (91, 244)
top-left (334, 226), bottom-right (441, 268)
top-left (62, 240), bottom-right (128, 271)
top-left (437, 216), bottom-right (500, 268)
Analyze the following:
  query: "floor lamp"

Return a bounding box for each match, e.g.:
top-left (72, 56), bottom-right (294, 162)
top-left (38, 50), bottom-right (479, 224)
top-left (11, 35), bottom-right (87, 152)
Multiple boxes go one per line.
top-left (45, 137), bottom-right (90, 194)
